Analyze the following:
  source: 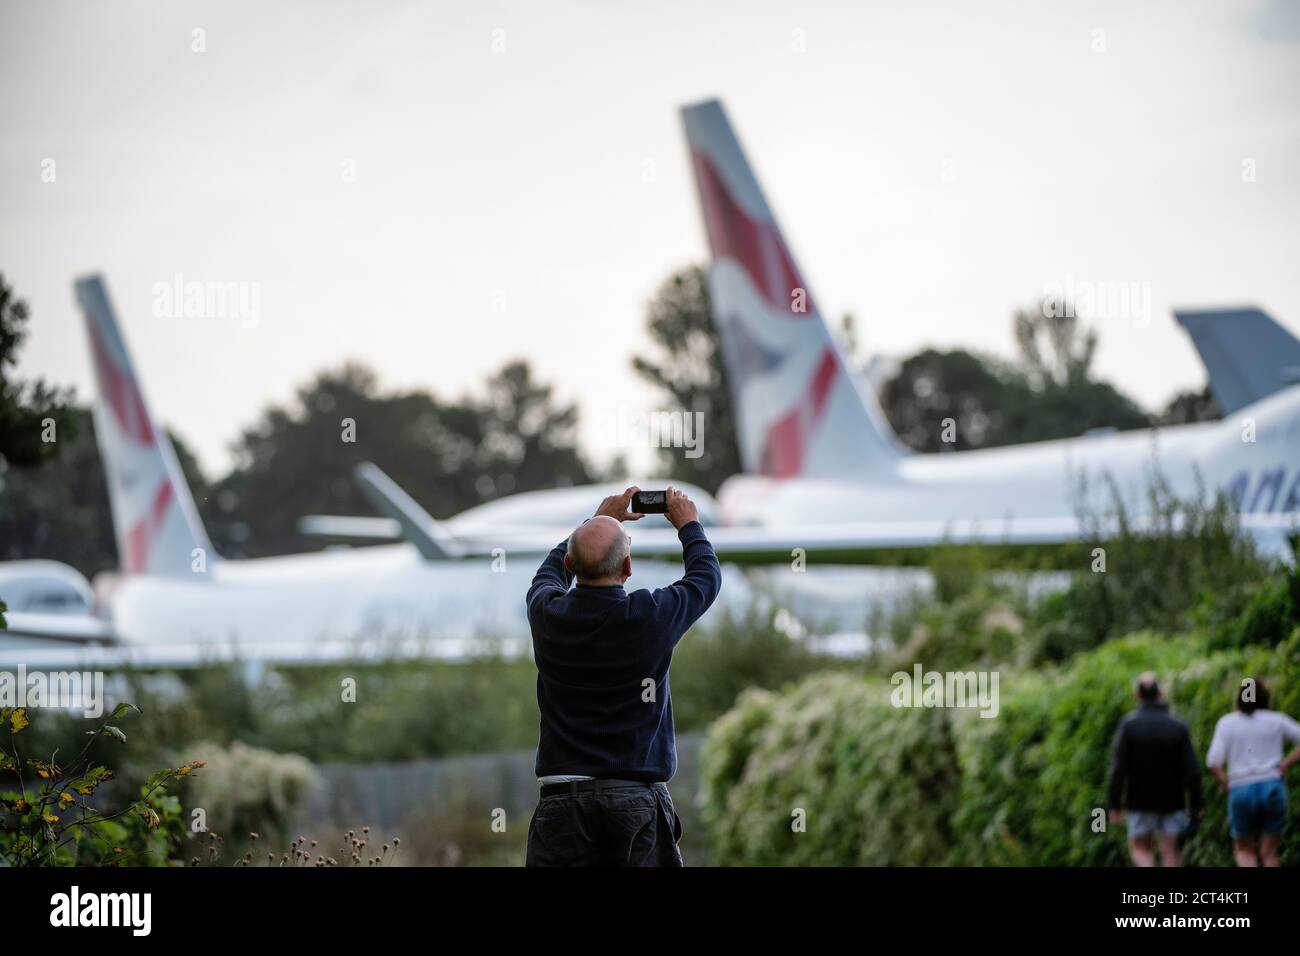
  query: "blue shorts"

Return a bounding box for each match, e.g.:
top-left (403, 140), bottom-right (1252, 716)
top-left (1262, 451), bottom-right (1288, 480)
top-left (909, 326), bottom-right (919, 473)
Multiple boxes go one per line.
top-left (1227, 779), bottom-right (1287, 838)
top-left (1127, 809), bottom-right (1189, 837)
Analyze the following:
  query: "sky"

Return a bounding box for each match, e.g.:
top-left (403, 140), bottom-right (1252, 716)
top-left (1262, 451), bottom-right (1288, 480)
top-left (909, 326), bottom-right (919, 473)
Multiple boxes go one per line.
top-left (3, 0), bottom-right (1299, 478)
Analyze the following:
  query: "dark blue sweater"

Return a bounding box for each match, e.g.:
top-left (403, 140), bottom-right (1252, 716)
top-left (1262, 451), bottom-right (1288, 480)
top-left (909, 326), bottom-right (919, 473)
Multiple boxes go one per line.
top-left (526, 520), bottom-right (722, 782)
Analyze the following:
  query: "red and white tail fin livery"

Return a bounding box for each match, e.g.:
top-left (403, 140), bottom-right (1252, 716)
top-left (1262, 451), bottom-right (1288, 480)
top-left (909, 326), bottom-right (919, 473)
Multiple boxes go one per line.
top-left (75, 275), bottom-right (214, 578)
top-left (681, 99), bottom-right (903, 479)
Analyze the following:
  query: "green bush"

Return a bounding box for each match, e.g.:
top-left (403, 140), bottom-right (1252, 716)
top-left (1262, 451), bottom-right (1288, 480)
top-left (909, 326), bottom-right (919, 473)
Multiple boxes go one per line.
top-left (1207, 564), bottom-right (1300, 652)
top-left (175, 740), bottom-right (319, 854)
top-left (700, 631), bottom-right (1300, 866)
top-left (1035, 475), bottom-right (1270, 659)
top-left (670, 605), bottom-right (846, 732)
top-left (868, 583), bottom-right (1031, 676)
top-left (953, 631), bottom-right (1299, 865)
top-left (699, 673), bottom-right (961, 865)
top-left (1, 704), bottom-right (204, 867)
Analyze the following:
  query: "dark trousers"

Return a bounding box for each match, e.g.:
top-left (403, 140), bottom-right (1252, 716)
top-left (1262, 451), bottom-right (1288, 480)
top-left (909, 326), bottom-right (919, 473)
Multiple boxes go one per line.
top-left (525, 781), bottom-right (684, 867)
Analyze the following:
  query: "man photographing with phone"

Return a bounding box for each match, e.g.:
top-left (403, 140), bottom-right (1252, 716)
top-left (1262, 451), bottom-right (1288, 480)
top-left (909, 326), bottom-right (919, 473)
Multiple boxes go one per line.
top-left (524, 485), bottom-right (721, 866)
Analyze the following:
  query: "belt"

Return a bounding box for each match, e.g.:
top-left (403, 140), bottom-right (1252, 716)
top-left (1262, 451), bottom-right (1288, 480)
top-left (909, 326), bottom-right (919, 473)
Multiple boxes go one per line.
top-left (539, 778), bottom-right (660, 797)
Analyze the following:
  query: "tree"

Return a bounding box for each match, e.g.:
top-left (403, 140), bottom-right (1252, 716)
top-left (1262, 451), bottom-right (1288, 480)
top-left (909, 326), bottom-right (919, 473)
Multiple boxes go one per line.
top-left (0, 407), bottom-right (116, 575)
top-left (1013, 299), bottom-right (1098, 390)
top-left (1159, 386), bottom-right (1220, 426)
top-left (0, 273), bottom-right (75, 468)
top-left (632, 265), bottom-right (741, 493)
top-left (210, 360), bottom-right (594, 558)
top-left (878, 349), bottom-right (1020, 452)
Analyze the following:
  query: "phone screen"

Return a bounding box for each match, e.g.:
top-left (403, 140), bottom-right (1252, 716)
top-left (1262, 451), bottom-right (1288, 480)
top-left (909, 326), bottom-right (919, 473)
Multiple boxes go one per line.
top-left (631, 490), bottom-right (668, 513)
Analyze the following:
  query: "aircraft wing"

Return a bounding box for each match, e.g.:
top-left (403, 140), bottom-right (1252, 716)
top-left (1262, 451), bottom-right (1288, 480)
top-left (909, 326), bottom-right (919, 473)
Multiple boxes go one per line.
top-left (0, 610), bottom-right (119, 646)
top-left (298, 515), bottom-right (403, 540)
top-left (450, 511), bottom-right (1298, 564)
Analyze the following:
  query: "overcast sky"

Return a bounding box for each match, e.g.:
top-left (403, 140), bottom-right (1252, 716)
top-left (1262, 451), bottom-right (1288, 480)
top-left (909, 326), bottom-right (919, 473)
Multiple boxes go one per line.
top-left (3, 0), bottom-right (1298, 478)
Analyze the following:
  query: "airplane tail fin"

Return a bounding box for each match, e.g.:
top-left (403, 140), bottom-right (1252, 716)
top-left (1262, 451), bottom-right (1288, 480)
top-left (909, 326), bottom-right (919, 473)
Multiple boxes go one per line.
top-left (353, 462), bottom-right (465, 560)
top-left (680, 99), bottom-right (903, 479)
top-left (75, 275), bottom-right (214, 578)
top-left (1174, 307), bottom-right (1300, 414)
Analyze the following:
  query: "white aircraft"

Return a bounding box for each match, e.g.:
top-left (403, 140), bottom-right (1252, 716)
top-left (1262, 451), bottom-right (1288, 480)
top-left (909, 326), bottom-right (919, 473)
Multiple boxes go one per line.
top-left (0, 276), bottom-right (774, 666)
top-left (4, 98), bottom-right (1297, 666)
top-left (675, 99), bottom-right (1300, 552)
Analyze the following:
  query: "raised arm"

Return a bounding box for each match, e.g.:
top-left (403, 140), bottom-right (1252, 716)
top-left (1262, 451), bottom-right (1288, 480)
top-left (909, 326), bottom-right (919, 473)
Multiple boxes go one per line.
top-left (526, 539), bottom-right (573, 619)
top-left (653, 487), bottom-right (721, 644)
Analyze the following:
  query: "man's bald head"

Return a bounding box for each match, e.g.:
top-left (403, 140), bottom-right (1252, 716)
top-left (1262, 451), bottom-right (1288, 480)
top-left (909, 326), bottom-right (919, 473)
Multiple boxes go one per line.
top-left (1135, 671), bottom-right (1161, 703)
top-left (566, 515), bottom-right (631, 583)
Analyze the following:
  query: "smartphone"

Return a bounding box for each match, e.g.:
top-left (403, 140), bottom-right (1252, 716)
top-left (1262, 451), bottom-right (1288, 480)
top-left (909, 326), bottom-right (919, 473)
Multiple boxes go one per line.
top-left (631, 490), bottom-right (668, 514)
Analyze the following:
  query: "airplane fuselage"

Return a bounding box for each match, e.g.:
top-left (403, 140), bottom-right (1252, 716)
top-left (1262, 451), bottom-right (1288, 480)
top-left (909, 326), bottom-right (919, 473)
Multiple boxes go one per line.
top-left (716, 386), bottom-right (1300, 531)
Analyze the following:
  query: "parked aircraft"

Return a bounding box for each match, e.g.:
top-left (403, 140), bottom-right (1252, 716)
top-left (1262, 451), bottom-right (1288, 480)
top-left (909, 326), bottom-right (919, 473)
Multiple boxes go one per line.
top-left (3, 99), bottom-right (1297, 666)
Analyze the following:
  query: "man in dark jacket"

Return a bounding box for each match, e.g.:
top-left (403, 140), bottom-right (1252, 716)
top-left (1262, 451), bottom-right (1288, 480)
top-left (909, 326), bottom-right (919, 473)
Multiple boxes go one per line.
top-left (525, 485), bottom-right (721, 866)
top-left (1106, 672), bottom-right (1204, 866)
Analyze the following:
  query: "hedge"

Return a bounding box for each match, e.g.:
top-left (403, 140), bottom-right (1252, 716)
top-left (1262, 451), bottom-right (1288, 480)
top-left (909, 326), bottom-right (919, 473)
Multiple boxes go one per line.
top-left (700, 629), bottom-right (1300, 865)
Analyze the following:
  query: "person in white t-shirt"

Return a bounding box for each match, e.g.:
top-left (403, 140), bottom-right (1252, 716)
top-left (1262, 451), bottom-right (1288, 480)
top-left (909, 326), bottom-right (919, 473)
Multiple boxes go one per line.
top-left (1206, 676), bottom-right (1300, 867)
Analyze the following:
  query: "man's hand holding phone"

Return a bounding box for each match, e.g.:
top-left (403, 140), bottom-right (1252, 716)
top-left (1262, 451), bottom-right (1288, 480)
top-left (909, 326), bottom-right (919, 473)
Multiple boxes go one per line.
top-left (601, 485), bottom-right (699, 529)
top-left (664, 486), bottom-right (699, 530)
top-left (595, 486), bottom-right (643, 522)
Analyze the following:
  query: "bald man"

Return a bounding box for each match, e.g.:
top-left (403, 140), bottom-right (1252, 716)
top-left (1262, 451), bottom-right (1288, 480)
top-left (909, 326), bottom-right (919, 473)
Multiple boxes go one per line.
top-left (1106, 672), bottom-right (1204, 867)
top-left (524, 485), bottom-right (721, 866)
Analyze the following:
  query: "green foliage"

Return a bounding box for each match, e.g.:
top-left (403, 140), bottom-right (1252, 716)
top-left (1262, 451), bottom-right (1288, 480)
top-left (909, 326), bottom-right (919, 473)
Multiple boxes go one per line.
top-left (700, 674), bottom-right (961, 865)
top-left (1032, 474), bottom-right (1270, 661)
top-left (1208, 563), bottom-right (1300, 652)
top-left (878, 299), bottom-right (1154, 454)
top-left (702, 489), bottom-right (1300, 867)
top-left (19, 607), bottom-right (831, 771)
top-left (175, 740), bottom-right (318, 855)
top-left (0, 702), bottom-right (204, 866)
top-left (212, 360), bottom-right (594, 558)
top-left (670, 604), bottom-right (846, 731)
top-left (701, 631), bottom-right (1300, 866)
top-left (868, 584), bottom-right (1030, 676)
top-left (953, 632), bottom-right (1299, 866)
top-left (0, 407), bottom-right (117, 574)
top-left (1, 359), bottom-right (596, 572)
top-left (0, 273), bottom-right (76, 469)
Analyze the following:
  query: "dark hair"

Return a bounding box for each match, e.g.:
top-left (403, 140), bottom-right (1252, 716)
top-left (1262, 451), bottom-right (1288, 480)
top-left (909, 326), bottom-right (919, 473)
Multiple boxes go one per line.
top-left (1136, 677), bottom-right (1160, 702)
top-left (1237, 676), bottom-right (1271, 714)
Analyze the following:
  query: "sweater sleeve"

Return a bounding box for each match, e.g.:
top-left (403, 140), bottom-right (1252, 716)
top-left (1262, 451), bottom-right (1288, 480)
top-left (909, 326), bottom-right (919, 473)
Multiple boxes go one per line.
top-left (526, 539), bottom-right (573, 622)
top-left (651, 521), bottom-right (722, 646)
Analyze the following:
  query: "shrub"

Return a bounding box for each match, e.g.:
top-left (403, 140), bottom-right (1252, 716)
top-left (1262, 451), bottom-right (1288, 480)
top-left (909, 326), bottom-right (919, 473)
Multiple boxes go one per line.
top-left (1207, 564), bottom-right (1300, 652)
top-left (700, 631), bottom-right (1300, 866)
top-left (670, 604), bottom-right (844, 732)
top-left (176, 740), bottom-right (319, 853)
top-left (699, 673), bottom-right (961, 865)
top-left (0, 703), bottom-right (203, 866)
top-left (1038, 474), bottom-right (1270, 658)
top-left (867, 583), bottom-right (1031, 676)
